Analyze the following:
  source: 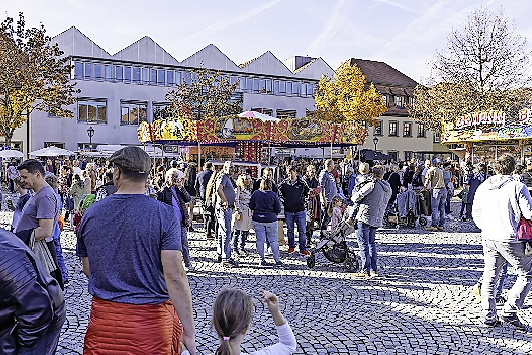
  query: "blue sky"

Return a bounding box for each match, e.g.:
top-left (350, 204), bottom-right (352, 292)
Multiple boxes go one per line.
top-left (4, 0), bottom-right (532, 83)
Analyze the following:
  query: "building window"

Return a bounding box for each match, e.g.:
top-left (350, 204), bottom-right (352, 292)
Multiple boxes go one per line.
top-left (175, 71), bottom-right (182, 85)
top-left (253, 78), bottom-right (260, 93)
top-left (360, 120), bottom-right (367, 129)
top-left (121, 101), bottom-right (148, 126)
top-left (274, 80), bottom-right (280, 95)
top-left (166, 71), bottom-right (174, 86)
top-left (78, 98), bottom-right (107, 125)
top-left (279, 81), bottom-right (286, 94)
top-left (433, 133), bottom-right (441, 143)
top-left (84, 62), bottom-right (92, 79)
top-left (286, 82), bottom-right (292, 95)
top-left (251, 108), bottom-right (273, 116)
top-left (276, 109), bottom-right (296, 119)
top-left (388, 151), bottom-right (398, 161)
top-left (74, 62), bottom-right (83, 79)
top-left (417, 123), bottom-right (426, 138)
top-left (124, 67), bottom-right (131, 83)
top-left (382, 95), bottom-right (388, 107)
top-left (374, 120), bottom-right (382, 136)
top-left (157, 69), bottom-right (165, 85)
top-left (307, 83), bottom-right (314, 97)
top-left (153, 102), bottom-right (171, 121)
top-left (293, 82), bottom-right (300, 96)
top-left (409, 96), bottom-right (415, 105)
top-left (404, 151), bottom-right (413, 162)
top-left (94, 64), bottom-right (103, 80)
top-left (115, 66), bottom-right (123, 82)
top-left (265, 79), bottom-right (272, 94)
top-left (45, 142), bottom-right (65, 149)
top-left (394, 96), bottom-right (405, 108)
top-left (105, 65), bottom-right (112, 81)
top-left (403, 121), bottom-right (412, 137)
top-left (389, 120), bottom-right (398, 136)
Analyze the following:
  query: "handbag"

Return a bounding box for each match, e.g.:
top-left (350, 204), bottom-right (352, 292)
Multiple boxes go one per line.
top-left (28, 231), bottom-right (58, 275)
top-left (517, 217), bottom-right (532, 241)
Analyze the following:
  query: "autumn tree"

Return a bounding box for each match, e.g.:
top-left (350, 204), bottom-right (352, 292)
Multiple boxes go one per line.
top-left (0, 12), bottom-right (80, 143)
top-left (312, 61), bottom-right (387, 125)
top-left (165, 66), bottom-right (241, 120)
top-left (410, 7), bottom-right (532, 133)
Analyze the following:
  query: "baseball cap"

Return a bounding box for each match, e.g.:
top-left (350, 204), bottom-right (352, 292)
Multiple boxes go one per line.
top-left (433, 158), bottom-right (441, 164)
top-left (109, 146), bottom-right (151, 173)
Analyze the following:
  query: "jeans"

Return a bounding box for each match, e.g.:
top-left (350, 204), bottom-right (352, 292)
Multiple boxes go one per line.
top-left (481, 239), bottom-right (532, 320)
top-left (216, 207), bottom-right (233, 260)
top-left (53, 236), bottom-right (69, 284)
top-left (430, 188), bottom-right (447, 228)
top-left (285, 210), bottom-right (307, 251)
top-left (476, 262), bottom-right (508, 298)
top-left (232, 229), bottom-right (249, 250)
top-left (356, 221), bottom-right (377, 274)
top-left (445, 188), bottom-right (451, 214)
top-left (179, 225), bottom-right (191, 267)
top-left (252, 221), bottom-right (280, 262)
top-left (18, 302), bottom-right (66, 355)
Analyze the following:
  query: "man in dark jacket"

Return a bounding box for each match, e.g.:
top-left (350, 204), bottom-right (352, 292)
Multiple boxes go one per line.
top-left (279, 166), bottom-right (310, 256)
top-left (0, 228), bottom-right (66, 355)
top-left (195, 162), bottom-right (215, 238)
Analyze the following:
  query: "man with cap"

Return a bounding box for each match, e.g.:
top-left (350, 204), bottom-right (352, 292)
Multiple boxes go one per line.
top-left (77, 146), bottom-right (196, 354)
top-left (422, 158), bottom-right (447, 232)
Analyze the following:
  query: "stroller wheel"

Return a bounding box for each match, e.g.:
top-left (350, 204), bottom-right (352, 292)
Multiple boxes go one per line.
top-left (419, 216), bottom-right (427, 227)
top-left (307, 253), bottom-right (316, 269)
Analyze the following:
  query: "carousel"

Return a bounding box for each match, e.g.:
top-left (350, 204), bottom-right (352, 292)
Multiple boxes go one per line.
top-left (137, 111), bottom-right (367, 169)
top-left (441, 108), bottom-right (532, 163)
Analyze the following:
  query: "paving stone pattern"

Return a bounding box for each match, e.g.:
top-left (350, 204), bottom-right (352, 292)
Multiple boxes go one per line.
top-left (3, 197), bottom-right (532, 355)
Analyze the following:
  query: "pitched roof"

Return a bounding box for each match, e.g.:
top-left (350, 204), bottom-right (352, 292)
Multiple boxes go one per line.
top-left (293, 57), bottom-right (335, 79)
top-left (350, 58), bottom-right (417, 88)
top-left (113, 36), bottom-right (179, 65)
top-left (239, 51), bottom-right (293, 77)
top-left (181, 44), bottom-right (241, 71)
top-left (51, 26), bottom-right (111, 59)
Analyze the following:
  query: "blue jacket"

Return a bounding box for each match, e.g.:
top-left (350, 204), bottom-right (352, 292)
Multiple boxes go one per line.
top-left (249, 190), bottom-right (281, 223)
top-left (347, 173), bottom-right (357, 197)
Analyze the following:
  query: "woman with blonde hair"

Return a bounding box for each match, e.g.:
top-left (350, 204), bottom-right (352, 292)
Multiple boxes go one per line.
top-left (232, 174), bottom-right (253, 254)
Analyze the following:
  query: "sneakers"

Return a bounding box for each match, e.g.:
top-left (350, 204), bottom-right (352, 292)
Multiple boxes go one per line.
top-left (370, 271), bottom-right (378, 277)
top-left (274, 261), bottom-right (283, 267)
top-left (496, 296), bottom-right (506, 306)
top-left (484, 315), bottom-right (501, 327)
top-left (473, 284), bottom-right (481, 302)
top-left (300, 250), bottom-right (311, 256)
top-left (217, 256), bottom-right (223, 263)
top-left (260, 260), bottom-right (271, 266)
top-left (353, 272), bottom-right (369, 278)
top-left (287, 247), bottom-right (295, 254)
top-left (223, 259), bottom-right (239, 268)
top-left (437, 226), bottom-right (444, 231)
top-left (502, 314), bottom-right (528, 332)
top-left (186, 265), bottom-right (195, 272)
top-left (426, 226), bottom-right (438, 232)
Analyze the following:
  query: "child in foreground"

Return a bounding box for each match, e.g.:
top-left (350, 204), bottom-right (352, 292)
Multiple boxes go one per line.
top-left (197, 289), bottom-right (296, 355)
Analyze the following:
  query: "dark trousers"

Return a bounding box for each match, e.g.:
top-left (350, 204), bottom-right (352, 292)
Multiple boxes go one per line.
top-left (204, 212), bottom-right (215, 237)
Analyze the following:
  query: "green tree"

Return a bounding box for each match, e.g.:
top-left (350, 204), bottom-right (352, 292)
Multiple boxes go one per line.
top-left (312, 60), bottom-right (387, 125)
top-left (0, 12), bottom-right (80, 143)
top-left (165, 66), bottom-right (241, 120)
top-left (410, 7), bottom-right (531, 133)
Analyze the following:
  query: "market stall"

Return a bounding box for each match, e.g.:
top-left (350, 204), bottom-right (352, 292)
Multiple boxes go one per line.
top-left (441, 108), bottom-right (532, 163)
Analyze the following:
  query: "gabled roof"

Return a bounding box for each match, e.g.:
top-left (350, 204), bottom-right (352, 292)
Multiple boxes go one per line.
top-left (350, 58), bottom-right (417, 88)
top-left (113, 36), bottom-right (179, 65)
top-left (239, 51), bottom-right (293, 77)
top-left (293, 57), bottom-right (335, 79)
top-left (180, 44), bottom-right (241, 71)
top-left (51, 26), bottom-right (111, 59)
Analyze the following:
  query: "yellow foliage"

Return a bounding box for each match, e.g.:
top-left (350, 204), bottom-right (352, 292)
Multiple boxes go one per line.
top-left (312, 61), bottom-right (387, 125)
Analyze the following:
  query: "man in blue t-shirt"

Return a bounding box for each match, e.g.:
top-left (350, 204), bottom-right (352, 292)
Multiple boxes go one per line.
top-left (76, 146), bottom-right (196, 355)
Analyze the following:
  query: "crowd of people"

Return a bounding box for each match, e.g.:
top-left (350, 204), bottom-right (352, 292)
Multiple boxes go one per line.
top-left (3, 148), bottom-right (532, 354)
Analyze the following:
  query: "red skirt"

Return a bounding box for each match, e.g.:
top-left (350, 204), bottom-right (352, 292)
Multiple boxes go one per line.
top-left (84, 297), bottom-right (183, 355)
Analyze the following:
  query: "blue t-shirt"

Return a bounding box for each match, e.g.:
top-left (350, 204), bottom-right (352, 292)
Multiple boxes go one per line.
top-left (76, 194), bottom-right (182, 305)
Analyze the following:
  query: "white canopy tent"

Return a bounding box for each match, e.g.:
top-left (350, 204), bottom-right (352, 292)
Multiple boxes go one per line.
top-left (29, 146), bottom-right (75, 157)
top-left (0, 150), bottom-right (24, 159)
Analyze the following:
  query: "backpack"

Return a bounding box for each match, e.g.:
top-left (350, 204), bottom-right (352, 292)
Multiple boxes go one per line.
top-left (412, 172), bottom-right (423, 187)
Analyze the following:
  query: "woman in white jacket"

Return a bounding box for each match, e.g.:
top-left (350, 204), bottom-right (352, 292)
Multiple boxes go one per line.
top-left (232, 174), bottom-right (253, 254)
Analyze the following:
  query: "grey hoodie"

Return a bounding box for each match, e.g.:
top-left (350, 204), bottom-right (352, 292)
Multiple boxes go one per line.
top-left (472, 175), bottom-right (532, 242)
top-left (352, 178), bottom-right (392, 228)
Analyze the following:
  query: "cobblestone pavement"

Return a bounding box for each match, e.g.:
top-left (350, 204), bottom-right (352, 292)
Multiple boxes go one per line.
top-left (3, 198), bottom-right (532, 355)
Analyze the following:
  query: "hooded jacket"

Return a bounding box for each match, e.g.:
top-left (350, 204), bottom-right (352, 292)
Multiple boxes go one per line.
top-left (352, 178), bottom-right (392, 228)
top-left (472, 175), bottom-right (532, 242)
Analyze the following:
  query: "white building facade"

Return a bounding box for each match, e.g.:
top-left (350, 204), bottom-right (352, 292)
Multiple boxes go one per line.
top-left (23, 26), bottom-right (436, 160)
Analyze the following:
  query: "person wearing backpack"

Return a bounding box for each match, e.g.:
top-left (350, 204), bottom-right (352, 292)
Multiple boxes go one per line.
top-left (472, 154), bottom-right (532, 331)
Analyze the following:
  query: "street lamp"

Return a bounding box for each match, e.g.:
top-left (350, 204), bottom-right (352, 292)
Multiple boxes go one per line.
top-left (373, 136), bottom-right (379, 151)
top-left (87, 127), bottom-right (95, 150)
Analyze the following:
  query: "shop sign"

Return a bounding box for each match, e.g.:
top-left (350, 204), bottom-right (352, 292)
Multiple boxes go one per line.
top-left (519, 108), bottom-right (532, 123)
top-left (454, 110), bottom-right (506, 130)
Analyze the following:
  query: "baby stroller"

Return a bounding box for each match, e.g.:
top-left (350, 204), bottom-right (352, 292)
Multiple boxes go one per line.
top-left (307, 218), bottom-right (359, 272)
top-left (416, 190), bottom-right (431, 227)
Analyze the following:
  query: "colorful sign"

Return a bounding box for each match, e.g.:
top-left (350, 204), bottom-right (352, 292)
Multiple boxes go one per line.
top-left (454, 110), bottom-right (506, 130)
